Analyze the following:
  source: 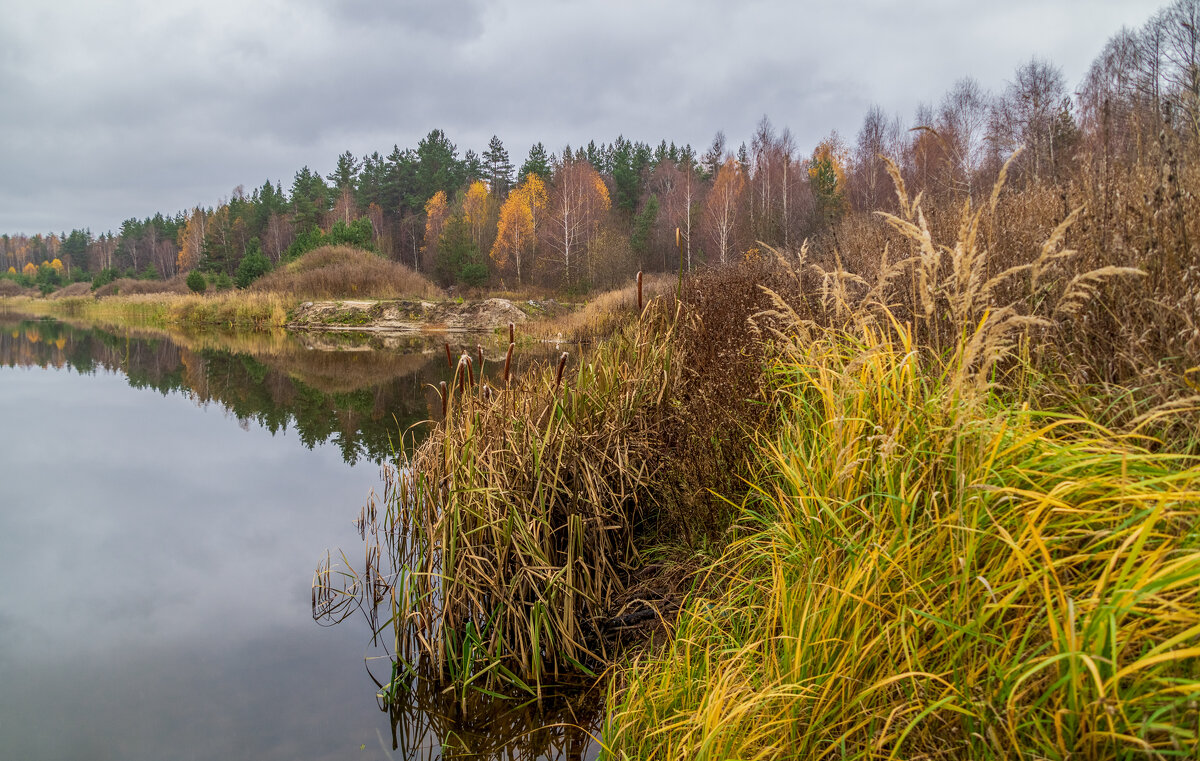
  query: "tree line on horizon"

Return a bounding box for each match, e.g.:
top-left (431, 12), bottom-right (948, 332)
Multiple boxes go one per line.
top-left (2, 0), bottom-right (1197, 295)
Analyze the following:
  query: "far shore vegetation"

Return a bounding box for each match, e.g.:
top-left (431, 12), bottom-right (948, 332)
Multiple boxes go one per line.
top-left (8, 2), bottom-right (1200, 758)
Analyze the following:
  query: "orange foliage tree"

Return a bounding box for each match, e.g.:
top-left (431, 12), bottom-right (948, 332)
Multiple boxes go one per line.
top-left (490, 173), bottom-right (547, 285)
top-left (423, 191), bottom-right (450, 267)
top-left (177, 208), bottom-right (207, 272)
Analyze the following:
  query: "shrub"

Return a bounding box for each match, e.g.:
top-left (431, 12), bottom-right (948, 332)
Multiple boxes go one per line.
top-left (235, 239), bottom-right (272, 288)
top-left (186, 270), bottom-right (207, 293)
top-left (91, 268), bottom-right (118, 290)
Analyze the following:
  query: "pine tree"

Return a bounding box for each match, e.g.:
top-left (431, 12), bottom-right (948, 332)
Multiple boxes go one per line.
top-left (519, 142), bottom-right (552, 183)
top-left (482, 135), bottom-right (514, 197)
top-left (327, 151), bottom-right (360, 190)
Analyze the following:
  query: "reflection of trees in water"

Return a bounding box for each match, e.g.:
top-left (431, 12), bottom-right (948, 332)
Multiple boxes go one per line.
top-left (0, 317), bottom-right (444, 464)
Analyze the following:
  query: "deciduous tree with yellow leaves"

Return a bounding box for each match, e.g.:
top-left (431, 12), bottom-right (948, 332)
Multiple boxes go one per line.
top-left (490, 173), bottom-right (546, 285)
top-left (461, 180), bottom-right (493, 253)
top-left (423, 190), bottom-right (450, 270)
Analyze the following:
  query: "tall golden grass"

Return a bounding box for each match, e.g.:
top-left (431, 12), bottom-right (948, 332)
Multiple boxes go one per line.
top-left (607, 318), bottom-right (1200, 759)
top-left (7, 291), bottom-right (289, 329)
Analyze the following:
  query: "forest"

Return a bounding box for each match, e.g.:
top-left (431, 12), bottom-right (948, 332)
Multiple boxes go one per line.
top-left (4, 0), bottom-right (1196, 301)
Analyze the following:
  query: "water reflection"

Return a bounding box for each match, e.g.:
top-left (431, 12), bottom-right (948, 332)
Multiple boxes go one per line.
top-left (0, 315), bottom-right (473, 464)
top-left (379, 674), bottom-right (602, 760)
top-left (0, 313), bottom-right (600, 760)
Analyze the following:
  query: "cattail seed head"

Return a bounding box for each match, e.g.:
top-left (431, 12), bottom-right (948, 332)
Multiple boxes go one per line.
top-left (555, 351), bottom-right (568, 391)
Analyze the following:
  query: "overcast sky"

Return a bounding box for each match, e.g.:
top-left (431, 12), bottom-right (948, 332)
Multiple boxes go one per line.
top-left (0, 0), bottom-right (1167, 236)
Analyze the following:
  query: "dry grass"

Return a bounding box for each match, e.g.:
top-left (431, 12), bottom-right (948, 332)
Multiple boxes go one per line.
top-left (92, 275), bottom-right (190, 298)
top-left (524, 273), bottom-right (674, 342)
top-left (0, 280), bottom-right (35, 298)
top-left (8, 291), bottom-right (290, 329)
top-left (45, 282), bottom-right (93, 299)
top-left (251, 245), bottom-right (441, 300)
top-left (817, 137), bottom-right (1200, 428)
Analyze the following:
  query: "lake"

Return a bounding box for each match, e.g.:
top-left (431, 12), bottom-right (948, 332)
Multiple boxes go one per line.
top-left (0, 315), bottom-right (599, 760)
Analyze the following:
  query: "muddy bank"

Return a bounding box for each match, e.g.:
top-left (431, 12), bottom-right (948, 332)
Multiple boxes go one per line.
top-left (288, 297), bottom-right (548, 333)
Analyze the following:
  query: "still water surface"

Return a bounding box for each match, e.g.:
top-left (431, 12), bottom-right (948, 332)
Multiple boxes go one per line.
top-left (0, 316), bottom-right (597, 760)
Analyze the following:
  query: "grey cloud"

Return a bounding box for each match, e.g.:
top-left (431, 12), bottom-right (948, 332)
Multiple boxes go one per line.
top-left (0, 0), bottom-right (1170, 233)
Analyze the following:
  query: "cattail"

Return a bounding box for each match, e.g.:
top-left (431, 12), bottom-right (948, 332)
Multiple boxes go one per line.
top-left (637, 270), bottom-right (643, 312)
top-left (503, 342), bottom-right (514, 385)
top-left (477, 343), bottom-right (484, 372)
top-left (509, 321), bottom-right (515, 346)
top-left (445, 342), bottom-right (453, 369)
top-left (555, 351), bottom-right (568, 391)
top-left (439, 380), bottom-right (448, 418)
top-left (464, 353), bottom-right (475, 388)
top-left (455, 355), bottom-right (468, 394)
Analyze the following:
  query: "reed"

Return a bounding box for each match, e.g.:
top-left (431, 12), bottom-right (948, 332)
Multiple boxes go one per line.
top-left (312, 297), bottom-right (698, 698)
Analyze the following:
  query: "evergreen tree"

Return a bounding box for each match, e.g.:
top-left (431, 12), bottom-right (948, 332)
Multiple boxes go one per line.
top-left (235, 238), bottom-right (272, 288)
top-left (701, 131), bottom-right (726, 179)
top-left (462, 149), bottom-right (484, 184)
top-left (291, 167), bottom-right (330, 233)
top-left (384, 145), bottom-right (418, 215)
top-left (413, 129), bottom-right (461, 206)
top-left (186, 269), bottom-right (207, 293)
top-left (519, 142), bottom-right (551, 182)
top-left (631, 194), bottom-right (659, 259)
top-left (435, 215), bottom-right (488, 287)
top-left (609, 135), bottom-right (644, 216)
top-left (482, 135), bottom-right (514, 197)
top-left (327, 151), bottom-right (360, 190)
